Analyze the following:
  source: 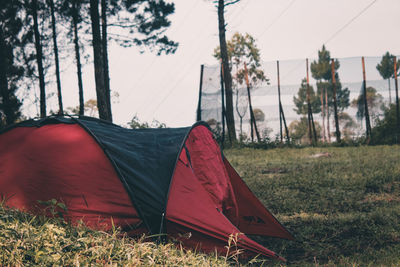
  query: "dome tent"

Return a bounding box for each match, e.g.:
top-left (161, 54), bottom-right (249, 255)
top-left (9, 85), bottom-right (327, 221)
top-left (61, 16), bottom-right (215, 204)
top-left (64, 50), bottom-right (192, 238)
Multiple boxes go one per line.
top-left (0, 116), bottom-right (293, 260)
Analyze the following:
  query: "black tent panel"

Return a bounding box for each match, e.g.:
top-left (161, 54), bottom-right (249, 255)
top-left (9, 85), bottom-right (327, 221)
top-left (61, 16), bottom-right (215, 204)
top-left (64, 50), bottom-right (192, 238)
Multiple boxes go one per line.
top-left (78, 118), bottom-right (190, 233)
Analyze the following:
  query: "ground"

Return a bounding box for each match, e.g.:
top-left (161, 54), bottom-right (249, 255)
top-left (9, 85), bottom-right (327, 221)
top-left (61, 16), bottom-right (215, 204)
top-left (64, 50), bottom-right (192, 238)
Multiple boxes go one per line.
top-left (1, 145), bottom-right (399, 266)
top-left (224, 145), bottom-right (400, 266)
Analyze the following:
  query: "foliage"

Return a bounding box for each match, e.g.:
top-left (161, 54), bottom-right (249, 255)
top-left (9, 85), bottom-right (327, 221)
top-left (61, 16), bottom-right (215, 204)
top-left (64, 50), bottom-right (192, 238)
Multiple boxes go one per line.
top-left (310, 45), bottom-right (338, 81)
top-left (0, 0), bottom-right (31, 126)
top-left (288, 116), bottom-right (322, 144)
top-left (293, 78), bottom-right (321, 115)
top-left (253, 108), bottom-right (264, 122)
top-left (376, 51), bottom-right (399, 80)
top-left (371, 104), bottom-right (399, 145)
top-left (351, 86), bottom-right (384, 122)
top-left (67, 99), bottom-right (99, 117)
top-left (309, 45), bottom-right (350, 112)
top-left (376, 51), bottom-right (400, 104)
top-left (0, 203), bottom-right (235, 266)
top-left (128, 115), bottom-right (166, 129)
top-left (338, 112), bottom-right (357, 141)
top-left (108, 0), bottom-right (178, 55)
top-left (214, 32), bottom-right (268, 144)
top-left (225, 145), bottom-right (400, 266)
top-left (214, 32), bottom-right (268, 88)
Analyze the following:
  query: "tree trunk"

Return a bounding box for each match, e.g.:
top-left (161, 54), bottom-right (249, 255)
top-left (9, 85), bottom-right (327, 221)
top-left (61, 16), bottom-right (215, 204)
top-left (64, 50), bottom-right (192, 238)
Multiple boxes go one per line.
top-left (49, 0), bottom-right (63, 115)
top-left (217, 0), bottom-right (236, 142)
top-left (244, 63), bottom-right (260, 142)
top-left (72, 0), bottom-right (84, 116)
top-left (0, 28), bottom-right (13, 125)
top-left (235, 89), bottom-right (243, 138)
top-left (325, 87), bottom-right (331, 142)
top-left (101, 0), bottom-right (112, 119)
top-left (31, 0), bottom-right (46, 118)
top-left (89, 0), bottom-right (111, 121)
top-left (388, 78), bottom-right (392, 104)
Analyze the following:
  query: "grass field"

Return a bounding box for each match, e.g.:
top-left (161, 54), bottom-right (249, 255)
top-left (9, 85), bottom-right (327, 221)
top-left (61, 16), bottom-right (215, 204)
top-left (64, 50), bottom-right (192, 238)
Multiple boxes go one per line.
top-left (224, 145), bottom-right (400, 266)
top-left (1, 145), bottom-right (399, 266)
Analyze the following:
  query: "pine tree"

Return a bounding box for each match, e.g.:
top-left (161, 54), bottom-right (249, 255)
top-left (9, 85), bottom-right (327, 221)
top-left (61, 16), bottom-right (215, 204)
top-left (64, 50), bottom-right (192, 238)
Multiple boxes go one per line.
top-left (215, 0), bottom-right (239, 143)
top-left (0, 0), bottom-right (30, 126)
top-left (376, 52), bottom-right (400, 104)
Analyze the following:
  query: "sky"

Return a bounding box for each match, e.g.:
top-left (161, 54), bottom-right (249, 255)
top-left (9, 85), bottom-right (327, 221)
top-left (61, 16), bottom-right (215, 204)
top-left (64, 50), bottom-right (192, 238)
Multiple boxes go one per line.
top-left (29, 0), bottom-right (400, 127)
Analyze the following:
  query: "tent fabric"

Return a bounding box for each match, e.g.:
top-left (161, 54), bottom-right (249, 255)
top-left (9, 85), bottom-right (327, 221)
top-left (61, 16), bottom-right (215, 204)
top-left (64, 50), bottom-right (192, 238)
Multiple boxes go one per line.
top-left (224, 158), bottom-right (294, 240)
top-left (77, 118), bottom-right (190, 234)
top-left (184, 125), bottom-right (238, 223)
top-left (0, 116), bottom-right (292, 260)
top-left (165, 149), bottom-right (284, 260)
top-left (0, 123), bottom-right (144, 233)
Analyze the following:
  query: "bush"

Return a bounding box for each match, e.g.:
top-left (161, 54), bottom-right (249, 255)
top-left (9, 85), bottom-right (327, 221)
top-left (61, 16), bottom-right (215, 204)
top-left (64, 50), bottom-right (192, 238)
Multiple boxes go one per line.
top-left (371, 104), bottom-right (399, 145)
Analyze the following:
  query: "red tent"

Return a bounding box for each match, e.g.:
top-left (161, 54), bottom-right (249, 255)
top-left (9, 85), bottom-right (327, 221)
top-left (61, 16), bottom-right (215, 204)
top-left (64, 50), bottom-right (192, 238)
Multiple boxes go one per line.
top-left (0, 116), bottom-right (293, 260)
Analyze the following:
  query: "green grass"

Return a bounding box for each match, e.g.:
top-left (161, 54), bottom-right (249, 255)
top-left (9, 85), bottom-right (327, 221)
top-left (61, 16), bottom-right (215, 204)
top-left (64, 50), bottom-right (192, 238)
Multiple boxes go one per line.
top-left (225, 145), bottom-right (400, 266)
top-left (0, 204), bottom-right (237, 266)
top-left (1, 145), bottom-right (399, 266)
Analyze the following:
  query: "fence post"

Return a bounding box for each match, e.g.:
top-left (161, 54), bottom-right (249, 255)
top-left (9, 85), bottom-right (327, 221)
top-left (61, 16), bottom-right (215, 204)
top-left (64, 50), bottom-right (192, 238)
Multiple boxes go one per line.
top-left (331, 59), bottom-right (341, 143)
top-left (277, 60), bottom-right (290, 144)
top-left (277, 61), bottom-right (283, 143)
top-left (394, 56), bottom-right (399, 142)
top-left (244, 63), bottom-right (260, 142)
top-left (196, 64), bottom-right (204, 122)
top-left (306, 58), bottom-right (317, 145)
top-left (361, 57), bottom-right (372, 142)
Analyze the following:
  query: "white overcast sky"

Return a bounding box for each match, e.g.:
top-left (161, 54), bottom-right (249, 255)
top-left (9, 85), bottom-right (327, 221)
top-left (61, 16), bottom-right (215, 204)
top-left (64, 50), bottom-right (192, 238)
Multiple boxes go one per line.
top-left (51, 0), bottom-right (400, 127)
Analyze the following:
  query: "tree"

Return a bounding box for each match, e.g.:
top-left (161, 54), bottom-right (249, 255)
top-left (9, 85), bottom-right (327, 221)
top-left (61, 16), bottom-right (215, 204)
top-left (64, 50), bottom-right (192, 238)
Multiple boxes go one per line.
top-left (0, 1), bottom-right (24, 128)
top-left (253, 108), bottom-right (265, 122)
top-left (100, 0), bottom-right (111, 118)
top-left (253, 108), bottom-right (273, 141)
top-left (351, 86), bottom-right (384, 124)
top-left (59, 0), bottom-right (88, 116)
top-left (107, 0), bottom-right (178, 55)
top-left (89, 0), bottom-right (178, 122)
top-left (214, 0), bottom-right (239, 143)
top-left (310, 45), bottom-right (350, 142)
top-left (376, 52), bottom-right (400, 104)
top-left (338, 112), bottom-right (356, 141)
top-left (67, 99), bottom-right (98, 117)
top-left (214, 32), bottom-right (268, 143)
top-left (89, 0), bottom-right (110, 121)
top-left (235, 88), bottom-right (247, 138)
top-left (293, 78), bottom-right (321, 115)
top-left (288, 117), bottom-right (321, 145)
top-left (0, 0), bottom-right (33, 126)
top-left (128, 115), bottom-right (166, 129)
top-left (214, 32), bottom-right (268, 87)
top-left (371, 104), bottom-right (399, 144)
top-left (29, 0), bottom-right (47, 118)
top-left (48, 0), bottom-right (63, 115)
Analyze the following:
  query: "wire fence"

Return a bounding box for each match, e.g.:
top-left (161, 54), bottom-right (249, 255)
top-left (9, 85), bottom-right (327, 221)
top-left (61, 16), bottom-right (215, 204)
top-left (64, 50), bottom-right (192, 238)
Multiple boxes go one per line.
top-left (197, 56), bottom-right (400, 144)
